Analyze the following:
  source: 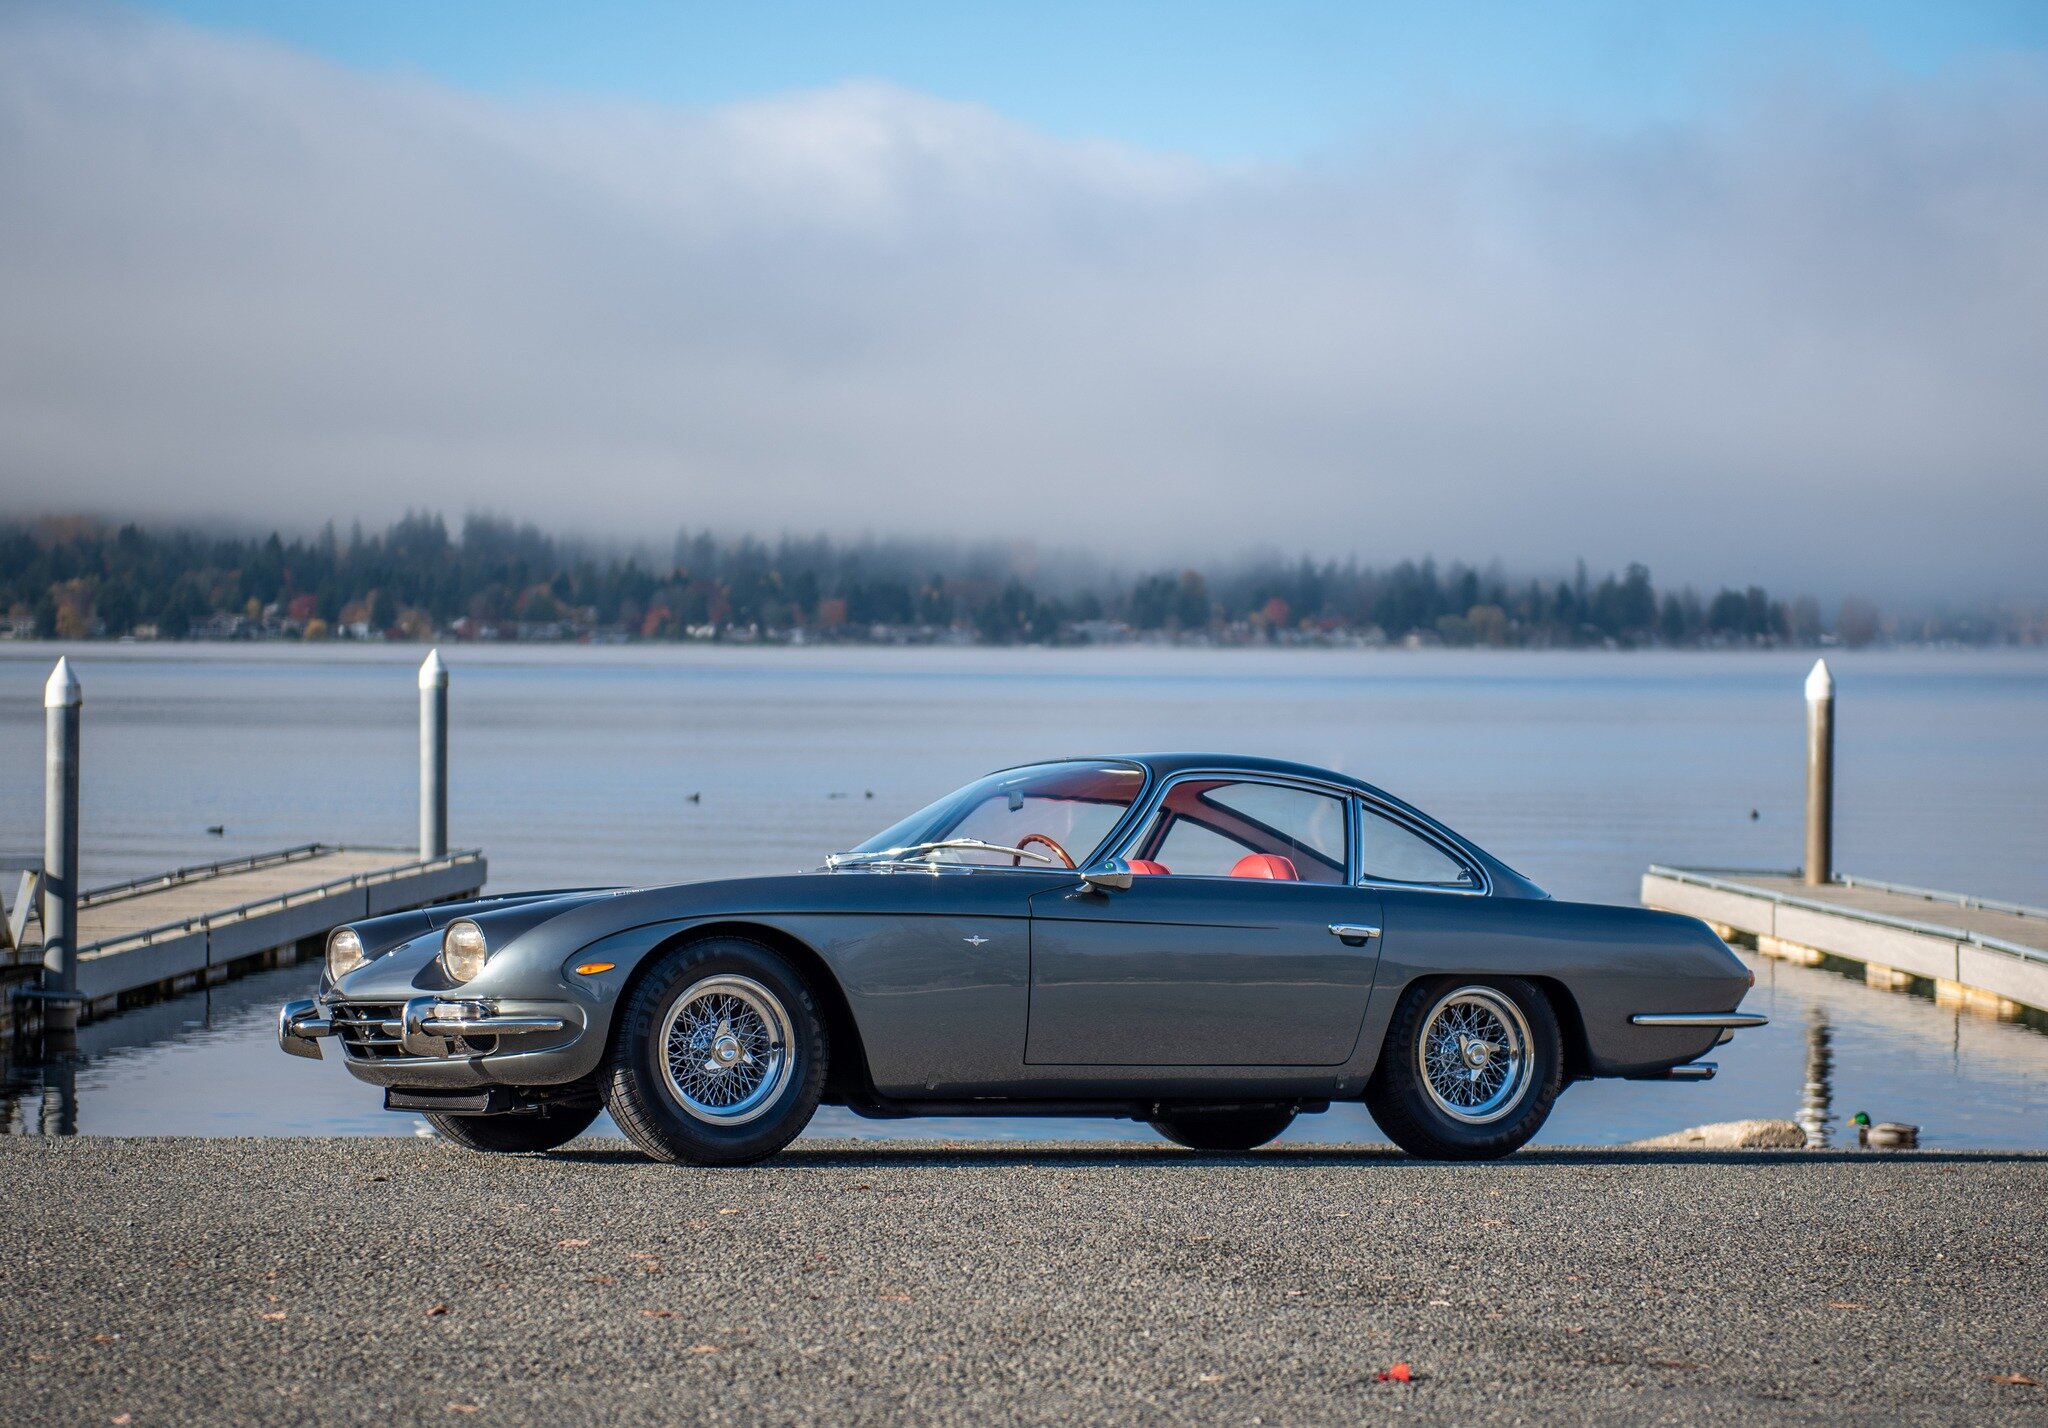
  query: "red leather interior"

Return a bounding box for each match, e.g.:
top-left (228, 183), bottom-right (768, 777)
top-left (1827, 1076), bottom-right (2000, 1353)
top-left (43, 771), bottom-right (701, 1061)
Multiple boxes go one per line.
top-left (1228, 853), bottom-right (1299, 880)
top-left (1126, 859), bottom-right (1170, 876)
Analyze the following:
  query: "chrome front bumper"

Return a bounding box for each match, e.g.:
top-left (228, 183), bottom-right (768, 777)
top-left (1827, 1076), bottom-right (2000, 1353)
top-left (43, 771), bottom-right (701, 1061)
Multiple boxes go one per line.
top-left (278, 996), bottom-right (568, 1060)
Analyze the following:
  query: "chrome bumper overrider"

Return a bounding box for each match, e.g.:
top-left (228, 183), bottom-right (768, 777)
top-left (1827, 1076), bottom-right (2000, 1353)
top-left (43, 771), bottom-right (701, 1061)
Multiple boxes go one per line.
top-left (278, 996), bottom-right (568, 1060)
top-left (278, 999), bottom-right (332, 1058)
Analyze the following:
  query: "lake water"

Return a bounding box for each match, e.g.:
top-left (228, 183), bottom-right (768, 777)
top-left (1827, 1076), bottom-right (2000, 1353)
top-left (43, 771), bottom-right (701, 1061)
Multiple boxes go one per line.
top-left (3, 642), bottom-right (2044, 1147)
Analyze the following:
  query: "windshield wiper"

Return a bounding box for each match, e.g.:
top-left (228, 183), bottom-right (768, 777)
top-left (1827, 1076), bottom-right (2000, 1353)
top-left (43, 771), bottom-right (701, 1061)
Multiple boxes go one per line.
top-left (825, 839), bottom-right (1058, 869)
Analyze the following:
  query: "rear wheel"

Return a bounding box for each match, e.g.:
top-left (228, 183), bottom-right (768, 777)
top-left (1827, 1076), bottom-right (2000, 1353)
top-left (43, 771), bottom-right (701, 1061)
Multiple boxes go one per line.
top-left (604, 935), bottom-right (827, 1166)
top-left (1365, 978), bottom-right (1562, 1160)
top-left (425, 1102), bottom-right (599, 1154)
top-left (1149, 1105), bottom-right (1296, 1151)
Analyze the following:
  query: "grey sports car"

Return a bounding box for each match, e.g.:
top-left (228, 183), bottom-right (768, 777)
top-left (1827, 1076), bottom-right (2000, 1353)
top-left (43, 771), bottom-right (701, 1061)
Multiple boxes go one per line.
top-left (279, 754), bottom-right (1764, 1163)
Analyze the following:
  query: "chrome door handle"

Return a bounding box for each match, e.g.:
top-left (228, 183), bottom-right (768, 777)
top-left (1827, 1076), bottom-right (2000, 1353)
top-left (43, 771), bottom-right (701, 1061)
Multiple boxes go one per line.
top-left (1328, 923), bottom-right (1380, 944)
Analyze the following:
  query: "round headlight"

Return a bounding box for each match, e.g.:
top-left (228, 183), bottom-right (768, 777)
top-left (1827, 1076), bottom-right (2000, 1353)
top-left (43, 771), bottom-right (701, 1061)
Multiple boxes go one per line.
top-left (441, 919), bottom-right (489, 983)
top-left (326, 926), bottom-right (365, 982)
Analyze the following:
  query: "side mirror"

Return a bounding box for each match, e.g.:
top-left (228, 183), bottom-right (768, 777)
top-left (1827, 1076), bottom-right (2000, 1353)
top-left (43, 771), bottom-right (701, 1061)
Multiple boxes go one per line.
top-left (1080, 858), bottom-right (1134, 893)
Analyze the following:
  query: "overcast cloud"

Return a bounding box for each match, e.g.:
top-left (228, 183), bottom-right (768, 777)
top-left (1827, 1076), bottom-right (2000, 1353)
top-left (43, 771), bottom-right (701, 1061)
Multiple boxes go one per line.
top-left (2, 5), bottom-right (2045, 596)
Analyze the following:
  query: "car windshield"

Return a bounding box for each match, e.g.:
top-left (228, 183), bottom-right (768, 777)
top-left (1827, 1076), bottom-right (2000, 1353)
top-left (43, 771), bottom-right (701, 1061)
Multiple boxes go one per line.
top-left (838, 760), bottom-right (1146, 869)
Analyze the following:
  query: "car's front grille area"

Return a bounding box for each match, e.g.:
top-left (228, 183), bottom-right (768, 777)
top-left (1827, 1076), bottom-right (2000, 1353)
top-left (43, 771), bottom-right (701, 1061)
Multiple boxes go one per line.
top-left (331, 1002), bottom-right (406, 1060)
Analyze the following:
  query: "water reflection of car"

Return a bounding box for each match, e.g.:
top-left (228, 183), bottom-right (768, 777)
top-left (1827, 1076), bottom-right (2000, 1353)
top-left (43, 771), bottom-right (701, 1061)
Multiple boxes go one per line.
top-left (279, 754), bottom-right (1764, 1163)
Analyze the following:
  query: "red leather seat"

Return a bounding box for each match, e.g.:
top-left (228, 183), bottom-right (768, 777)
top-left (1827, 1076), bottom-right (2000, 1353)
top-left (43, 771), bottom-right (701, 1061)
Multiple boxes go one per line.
top-left (1229, 853), bottom-right (1299, 880)
top-left (1126, 859), bottom-right (1170, 876)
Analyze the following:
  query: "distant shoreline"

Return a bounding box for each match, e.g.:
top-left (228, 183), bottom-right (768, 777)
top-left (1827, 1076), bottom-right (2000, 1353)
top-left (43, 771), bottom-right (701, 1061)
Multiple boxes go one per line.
top-left (11, 514), bottom-right (2039, 651)
top-left (3, 637), bottom-right (2041, 663)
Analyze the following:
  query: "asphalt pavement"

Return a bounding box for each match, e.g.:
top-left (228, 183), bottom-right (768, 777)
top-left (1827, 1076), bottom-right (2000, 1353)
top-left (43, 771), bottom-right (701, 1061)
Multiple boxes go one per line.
top-left (3, 1137), bottom-right (2045, 1425)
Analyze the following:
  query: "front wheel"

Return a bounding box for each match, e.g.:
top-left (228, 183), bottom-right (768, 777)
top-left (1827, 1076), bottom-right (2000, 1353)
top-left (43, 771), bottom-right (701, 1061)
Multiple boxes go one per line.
top-left (425, 1101), bottom-right (600, 1154)
top-left (1149, 1105), bottom-right (1296, 1151)
top-left (1365, 978), bottom-right (1562, 1160)
top-left (604, 936), bottom-right (827, 1166)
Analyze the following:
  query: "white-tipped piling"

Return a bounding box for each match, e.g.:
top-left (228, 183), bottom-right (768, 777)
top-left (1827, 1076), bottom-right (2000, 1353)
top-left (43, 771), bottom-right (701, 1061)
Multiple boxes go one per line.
top-left (419, 650), bottom-right (448, 860)
top-left (1804, 658), bottom-right (1834, 886)
top-left (42, 659), bottom-right (82, 1021)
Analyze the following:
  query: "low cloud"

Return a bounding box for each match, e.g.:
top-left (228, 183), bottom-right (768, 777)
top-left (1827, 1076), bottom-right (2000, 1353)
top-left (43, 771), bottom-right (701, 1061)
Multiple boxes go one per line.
top-left (2, 5), bottom-right (2044, 595)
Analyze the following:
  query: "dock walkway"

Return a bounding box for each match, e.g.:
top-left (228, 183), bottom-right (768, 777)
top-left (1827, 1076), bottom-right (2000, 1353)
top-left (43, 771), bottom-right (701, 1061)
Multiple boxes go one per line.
top-left (1644, 865), bottom-right (2048, 1017)
top-left (5, 844), bottom-right (485, 1019)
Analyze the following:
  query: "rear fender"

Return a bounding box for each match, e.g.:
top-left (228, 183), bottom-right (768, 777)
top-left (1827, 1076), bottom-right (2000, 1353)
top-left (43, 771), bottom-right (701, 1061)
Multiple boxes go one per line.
top-left (1353, 892), bottom-right (1750, 1079)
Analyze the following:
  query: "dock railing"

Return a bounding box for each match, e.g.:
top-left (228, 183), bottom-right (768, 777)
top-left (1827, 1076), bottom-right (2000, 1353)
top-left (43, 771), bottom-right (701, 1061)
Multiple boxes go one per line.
top-left (1646, 865), bottom-right (2048, 968)
top-left (0, 857), bottom-right (42, 955)
top-left (80, 844), bottom-right (342, 909)
top-left (76, 848), bottom-right (485, 962)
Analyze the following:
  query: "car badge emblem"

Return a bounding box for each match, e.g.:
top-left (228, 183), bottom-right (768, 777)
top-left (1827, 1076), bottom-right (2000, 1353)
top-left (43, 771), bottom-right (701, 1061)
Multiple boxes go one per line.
top-left (963, 935), bottom-right (989, 946)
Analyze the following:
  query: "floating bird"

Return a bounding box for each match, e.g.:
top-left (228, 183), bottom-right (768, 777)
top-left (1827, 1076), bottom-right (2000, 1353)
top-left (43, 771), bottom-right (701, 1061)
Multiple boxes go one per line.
top-left (206, 825), bottom-right (225, 836)
top-left (1851, 1111), bottom-right (1919, 1150)
top-left (686, 792), bottom-right (700, 804)
top-left (1748, 809), bottom-right (1760, 821)
top-left (865, 791), bottom-right (874, 799)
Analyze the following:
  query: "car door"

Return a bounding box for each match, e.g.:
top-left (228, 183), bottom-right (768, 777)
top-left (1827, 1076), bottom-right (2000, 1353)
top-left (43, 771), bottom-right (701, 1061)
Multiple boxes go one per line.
top-left (777, 867), bottom-right (1066, 1097)
top-left (1023, 775), bottom-right (1384, 1066)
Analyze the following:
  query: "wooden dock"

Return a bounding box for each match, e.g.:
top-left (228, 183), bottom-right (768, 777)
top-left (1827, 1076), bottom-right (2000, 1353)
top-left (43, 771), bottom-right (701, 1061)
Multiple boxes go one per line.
top-left (4, 844), bottom-right (485, 1023)
top-left (1644, 865), bottom-right (2048, 1019)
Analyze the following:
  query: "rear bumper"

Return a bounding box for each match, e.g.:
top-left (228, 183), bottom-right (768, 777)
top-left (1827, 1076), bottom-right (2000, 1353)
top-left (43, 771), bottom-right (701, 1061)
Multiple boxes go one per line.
top-left (1629, 1012), bottom-right (1769, 1029)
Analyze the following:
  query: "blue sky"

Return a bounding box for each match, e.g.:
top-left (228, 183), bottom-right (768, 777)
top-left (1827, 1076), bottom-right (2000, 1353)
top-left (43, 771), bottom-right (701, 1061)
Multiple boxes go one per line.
top-left (135, 0), bottom-right (2048, 159)
top-left (6, 2), bottom-right (2046, 592)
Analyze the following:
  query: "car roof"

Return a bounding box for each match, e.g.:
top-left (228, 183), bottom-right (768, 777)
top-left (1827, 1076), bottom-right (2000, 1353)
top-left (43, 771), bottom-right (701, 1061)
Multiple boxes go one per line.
top-left (1032, 748), bottom-right (1431, 826)
top-left (1105, 752), bottom-right (1398, 803)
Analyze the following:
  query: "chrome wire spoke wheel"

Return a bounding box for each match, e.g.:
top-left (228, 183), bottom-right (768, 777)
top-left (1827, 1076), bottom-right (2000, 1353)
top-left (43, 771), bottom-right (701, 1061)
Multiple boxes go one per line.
top-left (658, 974), bottom-right (795, 1126)
top-left (1416, 985), bottom-right (1533, 1125)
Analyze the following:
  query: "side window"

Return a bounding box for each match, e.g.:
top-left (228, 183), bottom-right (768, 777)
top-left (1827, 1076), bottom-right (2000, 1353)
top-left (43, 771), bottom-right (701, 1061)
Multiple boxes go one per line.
top-left (1152, 818), bottom-right (1252, 877)
top-left (1139, 779), bottom-right (1350, 884)
top-left (1359, 807), bottom-right (1479, 889)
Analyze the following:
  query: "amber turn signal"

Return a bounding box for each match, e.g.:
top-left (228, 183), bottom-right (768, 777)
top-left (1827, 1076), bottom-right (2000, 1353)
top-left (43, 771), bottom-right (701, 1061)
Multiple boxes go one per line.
top-left (575, 962), bottom-right (616, 975)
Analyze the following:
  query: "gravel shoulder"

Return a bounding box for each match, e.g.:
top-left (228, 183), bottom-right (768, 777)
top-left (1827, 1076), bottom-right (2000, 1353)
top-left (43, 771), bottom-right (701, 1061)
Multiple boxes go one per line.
top-left (3, 1137), bottom-right (2045, 1426)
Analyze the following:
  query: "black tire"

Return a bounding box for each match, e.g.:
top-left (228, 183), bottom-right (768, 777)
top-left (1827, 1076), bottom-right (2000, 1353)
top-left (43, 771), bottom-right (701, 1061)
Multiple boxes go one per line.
top-left (604, 935), bottom-right (827, 1166)
top-left (1149, 1106), bottom-right (1297, 1151)
top-left (1365, 977), bottom-right (1563, 1161)
top-left (425, 1102), bottom-right (600, 1154)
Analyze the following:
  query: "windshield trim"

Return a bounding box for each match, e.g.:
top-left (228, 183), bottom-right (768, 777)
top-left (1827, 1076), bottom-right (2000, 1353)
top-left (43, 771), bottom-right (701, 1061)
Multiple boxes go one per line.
top-left (840, 758), bottom-right (1153, 872)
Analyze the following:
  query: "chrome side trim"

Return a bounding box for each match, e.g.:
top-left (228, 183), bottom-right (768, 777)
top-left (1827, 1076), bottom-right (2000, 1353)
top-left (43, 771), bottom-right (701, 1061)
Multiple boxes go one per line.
top-left (1629, 1012), bottom-right (1769, 1028)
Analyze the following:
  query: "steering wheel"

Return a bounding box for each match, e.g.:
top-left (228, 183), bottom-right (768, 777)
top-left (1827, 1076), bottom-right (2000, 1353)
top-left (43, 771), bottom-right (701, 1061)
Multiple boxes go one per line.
top-left (1015, 833), bottom-right (1076, 869)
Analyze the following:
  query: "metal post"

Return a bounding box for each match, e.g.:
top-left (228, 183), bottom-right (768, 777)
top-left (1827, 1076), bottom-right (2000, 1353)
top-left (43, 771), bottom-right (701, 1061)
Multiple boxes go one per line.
top-left (419, 649), bottom-right (448, 860)
top-left (1803, 658), bottom-right (1834, 886)
top-left (42, 657), bottom-right (82, 1027)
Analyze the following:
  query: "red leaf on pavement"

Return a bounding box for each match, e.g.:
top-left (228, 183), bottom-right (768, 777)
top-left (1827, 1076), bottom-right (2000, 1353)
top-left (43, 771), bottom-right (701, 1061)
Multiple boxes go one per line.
top-left (1990, 1374), bottom-right (2041, 1387)
top-left (1376, 1363), bottom-right (1414, 1383)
